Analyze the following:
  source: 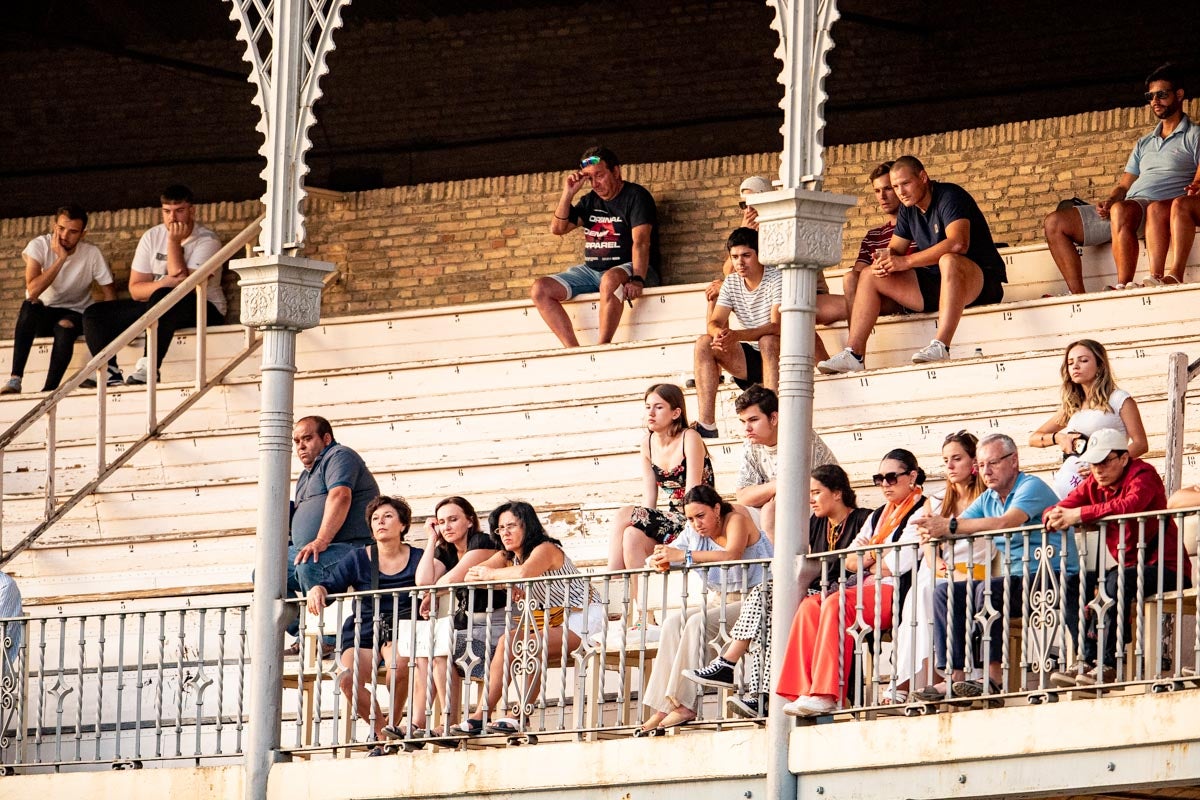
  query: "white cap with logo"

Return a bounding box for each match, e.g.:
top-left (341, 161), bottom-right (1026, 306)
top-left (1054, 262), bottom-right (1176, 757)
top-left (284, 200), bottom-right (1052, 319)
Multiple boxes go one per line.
top-left (1078, 428), bottom-right (1130, 464)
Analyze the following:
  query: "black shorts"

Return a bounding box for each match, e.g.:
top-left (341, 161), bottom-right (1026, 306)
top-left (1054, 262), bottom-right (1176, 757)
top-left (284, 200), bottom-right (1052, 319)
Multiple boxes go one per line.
top-left (733, 341), bottom-right (765, 390)
top-left (912, 265), bottom-right (1005, 314)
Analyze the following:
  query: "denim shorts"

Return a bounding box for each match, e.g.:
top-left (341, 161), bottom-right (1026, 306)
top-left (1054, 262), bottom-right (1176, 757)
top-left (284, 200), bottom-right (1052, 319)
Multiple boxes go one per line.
top-left (548, 262), bottom-right (660, 299)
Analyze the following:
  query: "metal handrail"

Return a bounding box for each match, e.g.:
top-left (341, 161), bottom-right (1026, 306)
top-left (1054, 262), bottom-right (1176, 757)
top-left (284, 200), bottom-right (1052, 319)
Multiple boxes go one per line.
top-left (0, 215), bottom-right (266, 566)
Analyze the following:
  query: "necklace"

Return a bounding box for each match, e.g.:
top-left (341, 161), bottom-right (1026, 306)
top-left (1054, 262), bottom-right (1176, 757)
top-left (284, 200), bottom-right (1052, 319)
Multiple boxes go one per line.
top-left (825, 516), bottom-right (844, 550)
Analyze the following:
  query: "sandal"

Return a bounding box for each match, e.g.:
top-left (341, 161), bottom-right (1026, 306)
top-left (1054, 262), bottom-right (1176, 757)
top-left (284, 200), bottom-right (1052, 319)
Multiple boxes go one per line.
top-left (1142, 275), bottom-right (1165, 287)
top-left (1163, 275), bottom-right (1182, 285)
top-left (453, 718), bottom-right (484, 736)
top-left (880, 688), bottom-right (909, 705)
top-left (487, 717), bottom-right (522, 735)
top-left (913, 683), bottom-right (950, 702)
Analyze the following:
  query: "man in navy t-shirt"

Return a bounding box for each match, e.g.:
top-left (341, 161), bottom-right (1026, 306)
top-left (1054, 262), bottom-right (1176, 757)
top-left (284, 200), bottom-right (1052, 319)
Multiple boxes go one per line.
top-left (531, 146), bottom-right (660, 347)
top-left (818, 155), bottom-right (1005, 373)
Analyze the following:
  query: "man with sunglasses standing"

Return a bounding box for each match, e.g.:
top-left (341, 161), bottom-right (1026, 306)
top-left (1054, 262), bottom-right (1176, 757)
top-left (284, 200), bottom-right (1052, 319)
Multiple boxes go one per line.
top-left (532, 146), bottom-right (660, 347)
top-left (1044, 64), bottom-right (1200, 292)
top-left (915, 433), bottom-right (1079, 701)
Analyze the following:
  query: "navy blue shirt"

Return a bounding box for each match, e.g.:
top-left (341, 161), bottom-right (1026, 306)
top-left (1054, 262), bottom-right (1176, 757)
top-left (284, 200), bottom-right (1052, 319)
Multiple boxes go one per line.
top-left (569, 181), bottom-right (660, 272)
top-left (895, 182), bottom-right (1007, 281)
top-left (291, 442), bottom-right (379, 548)
top-left (319, 544), bottom-right (424, 623)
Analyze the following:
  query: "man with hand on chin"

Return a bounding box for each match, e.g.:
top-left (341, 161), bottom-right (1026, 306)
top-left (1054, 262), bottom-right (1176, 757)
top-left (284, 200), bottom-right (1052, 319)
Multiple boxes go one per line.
top-left (82, 185), bottom-right (226, 386)
top-left (531, 146), bottom-right (660, 347)
top-left (2, 204), bottom-right (114, 394)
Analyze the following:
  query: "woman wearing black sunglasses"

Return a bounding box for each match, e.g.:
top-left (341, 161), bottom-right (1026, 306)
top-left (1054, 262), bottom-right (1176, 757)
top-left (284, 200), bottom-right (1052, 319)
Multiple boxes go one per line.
top-left (776, 449), bottom-right (927, 717)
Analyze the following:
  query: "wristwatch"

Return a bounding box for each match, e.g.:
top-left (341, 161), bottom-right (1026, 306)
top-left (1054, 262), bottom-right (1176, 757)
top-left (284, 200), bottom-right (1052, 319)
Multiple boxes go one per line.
top-left (948, 516), bottom-right (958, 536)
top-left (1072, 433), bottom-right (1088, 456)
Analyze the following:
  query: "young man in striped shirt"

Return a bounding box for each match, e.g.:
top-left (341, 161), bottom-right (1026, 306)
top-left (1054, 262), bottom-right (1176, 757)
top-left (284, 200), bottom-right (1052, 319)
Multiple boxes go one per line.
top-left (693, 227), bottom-right (781, 438)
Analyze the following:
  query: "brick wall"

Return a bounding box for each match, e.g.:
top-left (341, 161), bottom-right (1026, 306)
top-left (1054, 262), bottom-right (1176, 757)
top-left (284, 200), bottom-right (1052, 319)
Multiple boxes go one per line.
top-left (0, 100), bottom-right (1189, 333)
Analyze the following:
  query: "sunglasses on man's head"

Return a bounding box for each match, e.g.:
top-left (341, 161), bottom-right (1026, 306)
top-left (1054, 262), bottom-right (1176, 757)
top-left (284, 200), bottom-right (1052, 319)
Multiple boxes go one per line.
top-left (872, 471), bottom-right (911, 486)
top-left (1145, 90), bottom-right (1174, 103)
top-left (580, 156), bottom-right (602, 168)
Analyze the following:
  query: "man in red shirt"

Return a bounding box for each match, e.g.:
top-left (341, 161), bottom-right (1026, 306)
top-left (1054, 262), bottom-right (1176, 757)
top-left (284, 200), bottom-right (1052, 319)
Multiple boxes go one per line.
top-left (1044, 428), bottom-right (1191, 685)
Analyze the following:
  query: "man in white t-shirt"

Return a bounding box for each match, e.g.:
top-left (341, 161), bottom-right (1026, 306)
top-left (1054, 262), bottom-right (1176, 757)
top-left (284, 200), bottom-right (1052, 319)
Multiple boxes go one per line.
top-left (693, 227), bottom-right (782, 438)
top-left (82, 185), bottom-right (226, 386)
top-left (2, 205), bottom-right (115, 394)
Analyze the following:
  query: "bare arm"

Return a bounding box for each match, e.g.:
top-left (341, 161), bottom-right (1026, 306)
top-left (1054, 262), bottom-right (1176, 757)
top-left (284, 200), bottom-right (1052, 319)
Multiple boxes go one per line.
top-left (1098, 173), bottom-right (1138, 216)
top-left (728, 303), bottom-right (781, 343)
top-left (436, 548), bottom-right (498, 585)
top-left (97, 283), bottom-right (117, 302)
top-left (1118, 396), bottom-right (1149, 459)
top-left (682, 429), bottom-right (709, 493)
top-left (414, 519), bottom-right (448, 586)
top-left (468, 542), bottom-right (564, 581)
top-left (24, 251), bottom-right (67, 301)
top-left (128, 269), bottom-right (171, 301)
top-left (883, 219), bottom-right (971, 271)
top-left (550, 172), bottom-right (586, 235)
top-left (625, 223), bottom-right (653, 300)
top-left (639, 437), bottom-right (658, 508)
top-left (735, 480), bottom-right (776, 508)
top-left (705, 303), bottom-right (733, 339)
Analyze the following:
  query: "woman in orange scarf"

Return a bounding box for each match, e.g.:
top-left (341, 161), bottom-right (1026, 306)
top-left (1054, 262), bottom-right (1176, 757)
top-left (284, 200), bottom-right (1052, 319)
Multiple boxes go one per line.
top-left (777, 449), bottom-right (927, 717)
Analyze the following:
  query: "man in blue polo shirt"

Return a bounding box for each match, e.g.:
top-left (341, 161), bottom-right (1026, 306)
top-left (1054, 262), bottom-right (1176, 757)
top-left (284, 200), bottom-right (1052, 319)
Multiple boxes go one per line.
top-left (818, 154), bottom-right (1005, 373)
top-left (915, 433), bottom-right (1080, 700)
top-left (1045, 63), bottom-right (1200, 292)
top-left (287, 415), bottom-right (379, 655)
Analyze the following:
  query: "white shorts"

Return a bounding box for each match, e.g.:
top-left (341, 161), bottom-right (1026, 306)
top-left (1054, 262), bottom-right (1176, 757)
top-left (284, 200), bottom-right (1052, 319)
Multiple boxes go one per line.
top-left (393, 616), bottom-right (453, 658)
top-left (567, 604), bottom-right (606, 639)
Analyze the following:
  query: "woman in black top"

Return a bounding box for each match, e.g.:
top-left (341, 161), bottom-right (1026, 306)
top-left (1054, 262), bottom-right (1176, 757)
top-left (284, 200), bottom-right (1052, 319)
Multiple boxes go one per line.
top-left (400, 496), bottom-right (502, 737)
top-left (306, 495), bottom-right (422, 752)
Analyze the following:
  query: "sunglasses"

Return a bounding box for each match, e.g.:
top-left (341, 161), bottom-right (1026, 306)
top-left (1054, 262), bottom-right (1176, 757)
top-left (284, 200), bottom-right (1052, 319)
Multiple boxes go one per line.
top-left (1145, 90), bottom-right (1174, 103)
top-left (580, 156), bottom-right (602, 168)
top-left (738, 201), bottom-right (748, 209)
top-left (872, 470), bottom-right (912, 486)
top-left (943, 428), bottom-right (975, 446)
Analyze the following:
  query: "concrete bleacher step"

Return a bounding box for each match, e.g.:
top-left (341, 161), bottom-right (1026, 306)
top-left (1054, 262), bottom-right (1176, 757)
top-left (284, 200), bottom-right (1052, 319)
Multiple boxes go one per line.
top-left (6, 236), bottom-right (1200, 605)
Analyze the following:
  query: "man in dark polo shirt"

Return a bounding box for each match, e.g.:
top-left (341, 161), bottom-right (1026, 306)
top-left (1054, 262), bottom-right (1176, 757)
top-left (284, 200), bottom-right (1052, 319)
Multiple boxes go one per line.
top-left (286, 415), bottom-right (380, 654)
top-left (531, 146), bottom-right (660, 348)
top-left (819, 155), bottom-right (1006, 373)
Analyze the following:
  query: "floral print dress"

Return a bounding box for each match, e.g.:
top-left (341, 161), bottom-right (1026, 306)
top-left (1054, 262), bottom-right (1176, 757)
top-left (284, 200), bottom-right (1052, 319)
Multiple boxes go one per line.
top-left (628, 434), bottom-right (716, 545)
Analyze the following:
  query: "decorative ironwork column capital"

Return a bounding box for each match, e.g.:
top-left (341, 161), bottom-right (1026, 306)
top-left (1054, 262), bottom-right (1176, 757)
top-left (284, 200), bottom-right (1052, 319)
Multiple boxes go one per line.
top-left (749, 188), bottom-right (856, 268)
top-left (231, 256), bottom-right (333, 331)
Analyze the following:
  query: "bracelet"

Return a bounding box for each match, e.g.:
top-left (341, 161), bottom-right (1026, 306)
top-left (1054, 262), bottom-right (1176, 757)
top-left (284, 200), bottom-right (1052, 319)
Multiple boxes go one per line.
top-left (684, 549), bottom-right (693, 568)
top-left (628, 274), bottom-right (645, 285)
top-left (553, 213), bottom-right (570, 221)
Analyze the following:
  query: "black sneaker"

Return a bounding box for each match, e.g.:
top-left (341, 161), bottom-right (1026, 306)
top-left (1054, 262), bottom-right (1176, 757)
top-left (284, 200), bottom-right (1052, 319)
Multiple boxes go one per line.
top-left (81, 366), bottom-right (125, 389)
top-left (726, 696), bottom-right (762, 719)
top-left (681, 656), bottom-right (736, 689)
top-left (691, 422), bottom-right (719, 440)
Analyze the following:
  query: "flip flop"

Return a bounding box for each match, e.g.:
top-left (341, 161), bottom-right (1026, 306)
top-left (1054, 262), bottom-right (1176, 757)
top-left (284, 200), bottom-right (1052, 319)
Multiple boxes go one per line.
top-left (453, 718), bottom-right (484, 736)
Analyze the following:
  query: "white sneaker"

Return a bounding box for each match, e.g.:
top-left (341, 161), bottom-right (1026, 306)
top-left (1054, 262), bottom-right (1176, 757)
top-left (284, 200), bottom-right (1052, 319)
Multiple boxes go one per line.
top-left (911, 340), bottom-right (950, 364)
top-left (782, 695), bottom-right (837, 717)
top-left (125, 356), bottom-right (150, 385)
top-left (816, 348), bottom-right (864, 374)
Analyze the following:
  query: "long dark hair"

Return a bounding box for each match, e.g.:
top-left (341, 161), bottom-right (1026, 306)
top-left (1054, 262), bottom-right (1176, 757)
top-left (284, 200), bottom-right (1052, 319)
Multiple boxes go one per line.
top-left (433, 496), bottom-right (497, 562)
top-left (491, 500), bottom-right (562, 562)
top-left (682, 484), bottom-right (735, 518)
top-left (881, 448), bottom-right (926, 485)
top-left (645, 383), bottom-right (688, 436)
top-left (812, 464), bottom-right (857, 508)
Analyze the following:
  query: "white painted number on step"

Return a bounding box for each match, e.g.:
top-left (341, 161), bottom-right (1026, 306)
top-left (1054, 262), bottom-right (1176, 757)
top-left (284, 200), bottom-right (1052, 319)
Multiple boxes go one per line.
top-left (858, 377), bottom-right (869, 387)
top-left (926, 370), bottom-right (937, 380)
top-left (920, 425), bottom-right (930, 435)
top-left (995, 363), bottom-right (1005, 373)
top-left (1071, 303), bottom-right (1083, 315)
top-left (1142, 296), bottom-right (1152, 306)
top-left (853, 432), bottom-right (862, 441)
top-left (1002, 311), bottom-right (1013, 321)
top-left (1135, 349), bottom-right (1146, 358)
top-left (990, 418), bottom-right (1000, 428)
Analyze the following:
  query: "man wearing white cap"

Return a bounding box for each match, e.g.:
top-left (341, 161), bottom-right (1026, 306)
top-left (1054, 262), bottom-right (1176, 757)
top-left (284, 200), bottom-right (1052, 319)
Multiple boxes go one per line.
top-left (1045, 427), bottom-right (1191, 686)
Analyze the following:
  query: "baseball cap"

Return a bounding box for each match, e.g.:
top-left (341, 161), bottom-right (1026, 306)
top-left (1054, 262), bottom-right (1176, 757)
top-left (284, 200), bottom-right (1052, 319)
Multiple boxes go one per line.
top-left (1078, 428), bottom-right (1129, 464)
top-left (739, 176), bottom-right (773, 194)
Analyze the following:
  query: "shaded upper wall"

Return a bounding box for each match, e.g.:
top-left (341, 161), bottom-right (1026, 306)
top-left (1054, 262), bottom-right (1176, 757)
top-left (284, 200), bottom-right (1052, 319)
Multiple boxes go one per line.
top-left (0, 98), bottom-right (1183, 336)
top-left (2, 0), bottom-right (1198, 218)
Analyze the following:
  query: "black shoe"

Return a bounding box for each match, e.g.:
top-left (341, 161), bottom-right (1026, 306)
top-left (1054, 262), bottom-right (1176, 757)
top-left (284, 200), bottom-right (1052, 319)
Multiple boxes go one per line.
top-left (726, 696), bottom-right (762, 718)
top-left (81, 366), bottom-right (124, 389)
top-left (681, 656), bottom-right (736, 689)
top-left (691, 422), bottom-right (719, 440)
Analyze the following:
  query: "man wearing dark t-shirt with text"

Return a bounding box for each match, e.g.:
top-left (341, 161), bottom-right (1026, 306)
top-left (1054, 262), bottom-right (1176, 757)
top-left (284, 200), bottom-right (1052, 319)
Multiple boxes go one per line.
top-left (531, 146), bottom-right (660, 347)
top-left (819, 155), bottom-right (1006, 373)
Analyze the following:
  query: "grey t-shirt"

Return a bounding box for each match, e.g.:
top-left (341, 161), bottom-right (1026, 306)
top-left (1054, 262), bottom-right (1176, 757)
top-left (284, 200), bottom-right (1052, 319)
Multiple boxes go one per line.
top-left (291, 442), bottom-right (380, 548)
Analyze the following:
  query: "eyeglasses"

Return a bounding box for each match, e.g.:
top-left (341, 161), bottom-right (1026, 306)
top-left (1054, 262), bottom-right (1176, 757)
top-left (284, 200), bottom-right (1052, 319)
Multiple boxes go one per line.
top-left (1092, 451), bottom-right (1126, 467)
top-left (1145, 90), bottom-right (1173, 103)
top-left (976, 452), bottom-right (1016, 471)
top-left (496, 522), bottom-right (523, 533)
top-left (580, 156), bottom-right (602, 168)
top-left (872, 470), bottom-right (912, 486)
